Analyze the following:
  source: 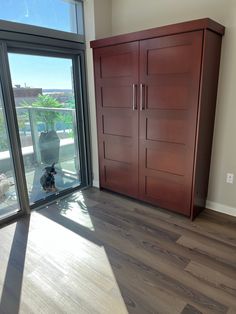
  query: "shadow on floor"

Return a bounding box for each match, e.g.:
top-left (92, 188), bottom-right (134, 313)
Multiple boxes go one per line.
top-left (39, 203), bottom-right (103, 247)
top-left (36, 190), bottom-right (148, 313)
top-left (0, 215), bottom-right (30, 314)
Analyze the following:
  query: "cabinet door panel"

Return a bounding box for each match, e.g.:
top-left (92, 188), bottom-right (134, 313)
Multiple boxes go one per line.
top-left (103, 136), bottom-right (133, 164)
top-left (104, 162), bottom-right (137, 196)
top-left (139, 31), bottom-right (203, 215)
top-left (146, 82), bottom-right (189, 110)
top-left (145, 175), bottom-right (187, 213)
top-left (102, 109), bottom-right (133, 137)
top-left (146, 110), bottom-right (188, 144)
top-left (146, 143), bottom-right (186, 176)
top-left (94, 42), bottom-right (139, 197)
top-left (101, 86), bottom-right (132, 108)
top-left (100, 52), bottom-right (133, 78)
top-left (147, 45), bottom-right (192, 74)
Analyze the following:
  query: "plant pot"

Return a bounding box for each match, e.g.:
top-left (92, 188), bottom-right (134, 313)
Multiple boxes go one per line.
top-left (39, 130), bottom-right (60, 164)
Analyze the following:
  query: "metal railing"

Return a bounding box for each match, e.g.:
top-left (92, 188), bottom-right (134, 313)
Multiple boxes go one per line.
top-left (0, 106), bottom-right (78, 166)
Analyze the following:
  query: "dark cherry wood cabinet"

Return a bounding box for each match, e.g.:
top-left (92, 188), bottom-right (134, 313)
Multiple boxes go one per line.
top-left (91, 18), bottom-right (225, 219)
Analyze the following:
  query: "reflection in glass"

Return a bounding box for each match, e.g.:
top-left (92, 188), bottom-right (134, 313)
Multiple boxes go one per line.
top-left (8, 53), bottom-right (81, 204)
top-left (0, 88), bottom-right (20, 218)
top-left (0, 0), bottom-right (84, 36)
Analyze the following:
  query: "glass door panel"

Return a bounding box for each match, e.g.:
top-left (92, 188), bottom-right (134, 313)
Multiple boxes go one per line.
top-left (0, 87), bottom-right (20, 218)
top-left (8, 53), bottom-right (81, 205)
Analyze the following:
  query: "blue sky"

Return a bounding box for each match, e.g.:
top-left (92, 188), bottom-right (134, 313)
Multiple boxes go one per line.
top-left (8, 54), bottom-right (73, 90)
top-left (0, 0), bottom-right (77, 90)
top-left (0, 0), bottom-right (75, 33)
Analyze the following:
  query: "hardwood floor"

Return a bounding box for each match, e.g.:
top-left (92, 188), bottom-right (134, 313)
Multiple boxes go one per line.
top-left (0, 187), bottom-right (235, 314)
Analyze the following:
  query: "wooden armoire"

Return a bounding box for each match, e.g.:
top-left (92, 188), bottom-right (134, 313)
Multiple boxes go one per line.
top-left (90, 18), bottom-right (225, 219)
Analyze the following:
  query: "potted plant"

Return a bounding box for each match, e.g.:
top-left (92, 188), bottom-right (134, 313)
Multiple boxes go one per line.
top-left (31, 94), bottom-right (63, 165)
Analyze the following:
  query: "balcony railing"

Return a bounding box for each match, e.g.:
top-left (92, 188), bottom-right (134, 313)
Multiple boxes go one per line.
top-left (0, 106), bottom-right (79, 172)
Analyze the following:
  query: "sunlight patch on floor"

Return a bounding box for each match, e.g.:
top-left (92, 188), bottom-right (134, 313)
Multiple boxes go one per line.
top-left (0, 213), bottom-right (128, 313)
top-left (56, 192), bottom-right (98, 231)
top-left (0, 222), bottom-right (17, 298)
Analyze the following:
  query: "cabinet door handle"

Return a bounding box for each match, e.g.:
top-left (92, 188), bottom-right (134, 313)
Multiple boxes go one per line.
top-left (140, 83), bottom-right (145, 111)
top-left (132, 84), bottom-right (137, 110)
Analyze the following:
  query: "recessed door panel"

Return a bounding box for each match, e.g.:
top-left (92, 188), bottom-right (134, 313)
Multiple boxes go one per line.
top-left (144, 175), bottom-right (188, 214)
top-left (100, 53), bottom-right (133, 78)
top-left (103, 137), bottom-right (133, 164)
top-left (147, 44), bottom-right (192, 74)
top-left (102, 111), bottom-right (133, 137)
top-left (101, 86), bottom-right (132, 108)
top-left (104, 162), bottom-right (137, 195)
top-left (146, 144), bottom-right (186, 176)
top-left (146, 111), bottom-right (188, 144)
top-left (146, 84), bottom-right (189, 110)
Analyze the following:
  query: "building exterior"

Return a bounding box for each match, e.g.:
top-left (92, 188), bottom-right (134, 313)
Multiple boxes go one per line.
top-left (13, 85), bottom-right (42, 106)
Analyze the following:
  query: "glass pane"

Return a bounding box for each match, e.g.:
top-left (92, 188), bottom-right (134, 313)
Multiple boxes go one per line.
top-left (0, 0), bottom-right (84, 35)
top-left (8, 53), bottom-right (81, 205)
top-left (0, 87), bottom-right (20, 218)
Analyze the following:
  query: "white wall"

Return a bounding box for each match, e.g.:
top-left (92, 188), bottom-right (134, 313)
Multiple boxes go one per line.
top-left (83, 0), bottom-right (112, 187)
top-left (206, 1), bottom-right (236, 215)
top-left (94, 0), bottom-right (112, 39)
top-left (111, 0), bottom-right (228, 35)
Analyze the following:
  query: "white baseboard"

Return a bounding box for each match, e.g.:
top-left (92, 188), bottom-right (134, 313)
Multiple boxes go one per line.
top-left (206, 200), bottom-right (236, 217)
top-left (92, 180), bottom-right (100, 188)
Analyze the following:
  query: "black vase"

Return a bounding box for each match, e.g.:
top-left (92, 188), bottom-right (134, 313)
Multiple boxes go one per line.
top-left (39, 130), bottom-right (60, 164)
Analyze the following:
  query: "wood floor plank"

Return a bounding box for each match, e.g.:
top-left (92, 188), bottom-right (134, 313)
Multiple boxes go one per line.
top-left (185, 261), bottom-right (236, 297)
top-left (0, 187), bottom-right (235, 313)
top-left (181, 304), bottom-right (203, 314)
top-left (77, 211), bottom-right (230, 312)
top-left (177, 235), bottom-right (236, 267)
top-left (107, 249), bottom-right (187, 314)
top-left (87, 207), bottom-right (190, 269)
top-left (85, 189), bottom-right (236, 248)
top-left (87, 200), bottom-right (236, 279)
top-left (194, 214), bottom-right (236, 245)
top-left (114, 283), bottom-right (161, 314)
top-left (105, 245), bottom-right (226, 314)
top-left (91, 202), bottom-right (181, 242)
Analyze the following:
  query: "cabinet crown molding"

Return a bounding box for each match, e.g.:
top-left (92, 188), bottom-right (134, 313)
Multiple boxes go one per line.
top-left (90, 18), bottom-right (225, 48)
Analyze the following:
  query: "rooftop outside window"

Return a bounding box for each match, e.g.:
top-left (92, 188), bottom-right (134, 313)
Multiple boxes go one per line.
top-left (0, 0), bottom-right (84, 36)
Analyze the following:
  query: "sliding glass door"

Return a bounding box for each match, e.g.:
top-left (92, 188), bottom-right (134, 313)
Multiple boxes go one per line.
top-left (0, 86), bottom-right (20, 219)
top-left (0, 38), bottom-right (90, 224)
top-left (0, 4), bottom-right (90, 224)
top-left (7, 53), bottom-right (82, 205)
